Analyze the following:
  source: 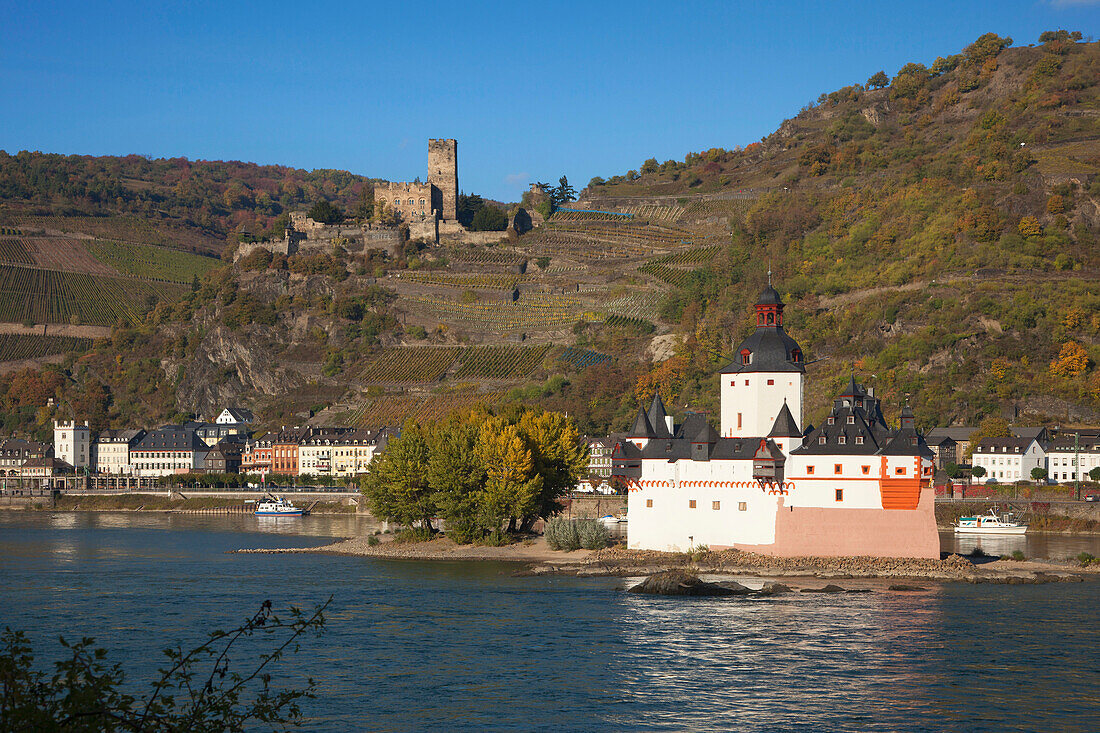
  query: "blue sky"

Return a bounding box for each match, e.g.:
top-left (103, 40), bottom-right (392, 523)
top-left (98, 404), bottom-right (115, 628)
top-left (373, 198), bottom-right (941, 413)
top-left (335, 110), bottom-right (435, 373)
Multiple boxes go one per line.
top-left (1, 1), bottom-right (1097, 201)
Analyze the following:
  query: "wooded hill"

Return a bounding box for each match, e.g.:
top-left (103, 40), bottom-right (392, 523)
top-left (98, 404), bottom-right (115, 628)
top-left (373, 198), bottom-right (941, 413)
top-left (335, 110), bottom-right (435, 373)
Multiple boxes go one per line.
top-left (0, 31), bottom-right (1097, 442)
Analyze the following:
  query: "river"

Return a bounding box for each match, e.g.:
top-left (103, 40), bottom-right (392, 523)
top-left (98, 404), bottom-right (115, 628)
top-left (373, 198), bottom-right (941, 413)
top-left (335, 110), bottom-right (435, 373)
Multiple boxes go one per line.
top-left (1, 512), bottom-right (1098, 731)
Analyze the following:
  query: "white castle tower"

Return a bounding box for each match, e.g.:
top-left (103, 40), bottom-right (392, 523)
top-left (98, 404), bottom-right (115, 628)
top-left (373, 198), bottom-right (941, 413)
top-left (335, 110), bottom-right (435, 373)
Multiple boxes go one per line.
top-left (54, 419), bottom-right (90, 470)
top-left (719, 286), bottom-right (805, 438)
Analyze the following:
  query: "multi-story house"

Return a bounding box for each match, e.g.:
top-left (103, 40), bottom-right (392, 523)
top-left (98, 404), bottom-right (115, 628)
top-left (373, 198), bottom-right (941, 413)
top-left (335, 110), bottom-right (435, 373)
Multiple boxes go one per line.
top-left (299, 428), bottom-right (355, 477)
top-left (92, 429), bottom-right (145, 475)
top-left (0, 439), bottom-right (52, 476)
top-left (272, 428), bottom-right (309, 475)
top-left (970, 437), bottom-right (1046, 482)
top-left (331, 428), bottom-right (393, 478)
top-left (130, 426), bottom-right (210, 477)
top-left (242, 433), bottom-right (274, 475)
top-left (1045, 431), bottom-right (1100, 483)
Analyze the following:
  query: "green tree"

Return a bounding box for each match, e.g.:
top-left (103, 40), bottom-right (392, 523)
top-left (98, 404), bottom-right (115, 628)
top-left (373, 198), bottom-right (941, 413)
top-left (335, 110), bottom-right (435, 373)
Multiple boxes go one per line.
top-left (1089, 466), bottom-right (1100, 482)
top-left (361, 420), bottom-right (437, 531)
top-left (0, 598), bottom-right (328, 731)
top-left (426, 415), bottom-right (486, 540)
top-left (306, 199), bottom-right (344, 225)
top-left (550, 176), bottom-right (576, 206)
top-left (945, 463), bottom-right (961, 479)
top-left (866, 70), bottom-right (890, 89)
top-left (1031, 466), bottom-right (1048, 483)
top-left (470, 205), bottom-right (508, 232)
top-left (971, 465), bottom-right (987, 480)
top-left (456, 193), bottom-right (485, 227)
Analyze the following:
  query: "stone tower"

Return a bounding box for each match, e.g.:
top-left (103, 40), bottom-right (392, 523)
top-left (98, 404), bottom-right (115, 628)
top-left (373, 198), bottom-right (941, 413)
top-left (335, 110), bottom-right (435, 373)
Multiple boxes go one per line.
top-left (427, 139), bottom-right (458, 221)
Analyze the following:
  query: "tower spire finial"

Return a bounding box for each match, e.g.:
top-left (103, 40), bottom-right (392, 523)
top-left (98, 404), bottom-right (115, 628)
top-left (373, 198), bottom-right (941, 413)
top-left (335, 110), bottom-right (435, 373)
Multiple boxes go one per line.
top-left (767, 263), bottom-right (772, 286)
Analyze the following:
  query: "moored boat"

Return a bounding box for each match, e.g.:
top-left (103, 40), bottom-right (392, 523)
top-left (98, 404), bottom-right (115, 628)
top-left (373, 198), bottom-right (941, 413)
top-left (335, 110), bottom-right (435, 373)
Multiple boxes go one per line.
top-left (254, 496), bottom-right (304, 517)
top-left (954, 508), bottom-right (1027, 534)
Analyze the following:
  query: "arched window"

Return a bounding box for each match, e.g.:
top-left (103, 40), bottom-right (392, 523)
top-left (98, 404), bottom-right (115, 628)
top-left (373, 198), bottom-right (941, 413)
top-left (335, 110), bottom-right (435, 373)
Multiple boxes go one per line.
top-left (408, 198), bottom-right (414, 206)
top-left (740, 349), bottom-right (751, 365)
top-left (792, 349), bottom-right (802, 363)
top-left (766, 312), bottom-right (774, 325)
top-left (419, 198), bottom-right (426, 206)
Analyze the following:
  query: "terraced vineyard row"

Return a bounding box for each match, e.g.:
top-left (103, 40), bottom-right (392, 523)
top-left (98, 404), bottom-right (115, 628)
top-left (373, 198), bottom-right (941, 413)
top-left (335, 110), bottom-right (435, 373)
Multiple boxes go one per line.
top-left (638, 262), bottom-right (699, 288)
top-left (0, 228), bottom-right (23, 236)
top-left (406, 294), bottom-right (588, 331)
top-left (443, 248), bottom-right (525, 265)
top-left (618, 204), bottom-right (686, 223)
top-left (650, 244), bottom-right (720, 266)
top-left (682, 197), bottom-right (755, 221)
top-left (551, 210), bottom-right (632, 221)
top-left (85, 239), bottom-right (220, 283)
top-left (0, 238), bottom-right (34, 266)
top-left (0, 265), bottom-right (185, 325)
top-left (452, 344), bottom-right (551, 379)
top-left (603, 292), bottom-right (663, 319)
top-left (547, 221), bottom-right (693, 245)
top-left (0, 334), bottom-right (93, 361)
top-left (16, 215), bottom-right (217, 254)
top-left (348, 391), bottom-right (505, 427)
top-left (21, 238), bottom-right (118, 276)
top-left (399, 271), bottom-right (527, 290)
top-left (523, 234), bottom-right (658, 260)
top-left (359, 347), bottom-right (462, 383)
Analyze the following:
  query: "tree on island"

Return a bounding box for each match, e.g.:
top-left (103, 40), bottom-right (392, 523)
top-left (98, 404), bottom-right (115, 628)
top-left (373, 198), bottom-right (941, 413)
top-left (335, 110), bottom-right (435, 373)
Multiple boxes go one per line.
top-left (361, 407), bottom-right (588, 542)
top-left (0, 598), bottom-right (329, 730)
top-left (307, 199), bottom-right (344, 225)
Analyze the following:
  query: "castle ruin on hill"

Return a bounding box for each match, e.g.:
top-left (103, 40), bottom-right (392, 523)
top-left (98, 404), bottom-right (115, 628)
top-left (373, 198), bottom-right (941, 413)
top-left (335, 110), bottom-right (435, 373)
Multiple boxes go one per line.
top-left (235, 138), bottom-right (514, 262)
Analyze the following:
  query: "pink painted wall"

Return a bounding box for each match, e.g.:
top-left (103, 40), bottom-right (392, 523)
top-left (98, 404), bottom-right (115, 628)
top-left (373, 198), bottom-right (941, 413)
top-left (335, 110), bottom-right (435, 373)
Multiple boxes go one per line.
top-left (731, 487), bottom-right (940, 559)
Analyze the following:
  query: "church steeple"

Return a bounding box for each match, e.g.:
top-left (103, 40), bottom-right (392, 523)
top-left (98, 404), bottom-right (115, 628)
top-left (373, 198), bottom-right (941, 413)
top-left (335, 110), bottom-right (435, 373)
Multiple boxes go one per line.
top-left (755, 285), bottom-right (784, 327)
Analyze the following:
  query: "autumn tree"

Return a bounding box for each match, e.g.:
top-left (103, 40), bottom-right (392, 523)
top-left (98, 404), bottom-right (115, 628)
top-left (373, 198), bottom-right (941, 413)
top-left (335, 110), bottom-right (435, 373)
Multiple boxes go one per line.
top-left (1018, 215), bottom-right (1041, 238)
top-left (965, 416), bottom-right (1011, 459)
top-left (476, 418), bottom-right (542, 534)
top-left (1050, 340), bottom-right (1089, 378)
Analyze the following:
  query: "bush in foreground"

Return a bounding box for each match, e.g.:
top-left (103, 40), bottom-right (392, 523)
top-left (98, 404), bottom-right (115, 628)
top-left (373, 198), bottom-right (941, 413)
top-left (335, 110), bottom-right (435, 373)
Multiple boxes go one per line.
top-left (545, 517), bottom-right (609, 551)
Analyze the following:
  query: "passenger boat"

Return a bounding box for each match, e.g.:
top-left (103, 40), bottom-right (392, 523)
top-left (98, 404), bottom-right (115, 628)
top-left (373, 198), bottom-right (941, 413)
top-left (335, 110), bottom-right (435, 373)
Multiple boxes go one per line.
top-left (953, 508), bottom-right (1027, 534)
top-left (254, 496), bottom-right (304, 517)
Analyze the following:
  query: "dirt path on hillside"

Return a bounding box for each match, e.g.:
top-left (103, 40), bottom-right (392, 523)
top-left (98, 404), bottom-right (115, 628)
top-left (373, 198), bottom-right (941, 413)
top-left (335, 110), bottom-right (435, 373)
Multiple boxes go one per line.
top-left (0, 322), bottom-right (112, 338)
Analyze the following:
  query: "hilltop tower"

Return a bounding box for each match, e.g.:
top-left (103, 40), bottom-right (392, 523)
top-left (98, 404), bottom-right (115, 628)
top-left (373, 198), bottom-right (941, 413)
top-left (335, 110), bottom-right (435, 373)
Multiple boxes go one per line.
top-left (719, 286), bottom-right (805, 438)
top-left (427, 139), bottom-right (458, 221)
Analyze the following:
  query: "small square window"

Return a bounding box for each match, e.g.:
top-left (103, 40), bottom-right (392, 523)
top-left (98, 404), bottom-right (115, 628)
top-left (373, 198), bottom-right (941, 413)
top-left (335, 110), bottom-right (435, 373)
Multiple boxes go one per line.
top-left (744, 379), bottom-right (749, 386)
top-left (835, 489), bottom-right (843, 501)
top-left (895, 467), bottom-right (905, 475)
top-left (738, 502), bottom-right (747, 511)
top-left (806, 466), bottom-right (815, 475)
top-left (646, 499), bottom-right (653, 508)
top-left (834, 464), bottom-right (842, 474)
top-left (862, 465), bottom-right (870, 475)
top-left (767, 379), bottom-right (774, 385)
top-left (818, 436), bottom-right (826, 445)
top-left (847, 416), bottom-right (855, 424)
top-left (712, 501), bottom-right (721, 510)
top-left (689, 499), bottom-right (696, 508)
top-left (838, 436), bottom-right (847, 445)
top-left (855, 436), bottom-right (864, 445)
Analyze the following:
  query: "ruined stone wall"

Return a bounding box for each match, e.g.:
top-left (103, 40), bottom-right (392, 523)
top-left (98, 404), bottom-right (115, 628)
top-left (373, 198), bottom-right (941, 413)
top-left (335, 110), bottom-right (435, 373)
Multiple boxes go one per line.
top-left (428, 138), bottom-right (458, 221)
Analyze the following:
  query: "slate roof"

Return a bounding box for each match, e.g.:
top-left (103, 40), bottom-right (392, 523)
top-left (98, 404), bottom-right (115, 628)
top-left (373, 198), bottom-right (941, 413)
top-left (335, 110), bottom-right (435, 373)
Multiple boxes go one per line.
top-left (792, 377), bottom-right (934, 458)
top-left (613, 435), bottom-right (784, 463)
top-left (133, 428), bottom-right (209, 452)
top-left (973, 437), bottom-right (1039, 454)
top-left (926, 426), bottom-right (978, 442)
top-left (647, 394), bottom-right (672, 438)
top-left (767, 402), bottom-right (802, 438)
top-left (629, 406), bottom-right (654, 437)
top-left (222, 407), bottom-right (254, 423)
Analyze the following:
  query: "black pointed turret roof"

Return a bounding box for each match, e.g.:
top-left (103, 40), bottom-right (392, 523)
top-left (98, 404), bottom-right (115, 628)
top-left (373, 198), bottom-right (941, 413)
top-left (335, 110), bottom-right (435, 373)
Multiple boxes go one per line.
top-left (719, 288), bottom-right (805, 375)
top-left (757, 284), bottom-right (782, 305)
top-left (767, 402), bottom-right (802, 438)
top-left (629, 406), bottom-right (653, 437)
top-left (647, 393), bottom-right (671, 438)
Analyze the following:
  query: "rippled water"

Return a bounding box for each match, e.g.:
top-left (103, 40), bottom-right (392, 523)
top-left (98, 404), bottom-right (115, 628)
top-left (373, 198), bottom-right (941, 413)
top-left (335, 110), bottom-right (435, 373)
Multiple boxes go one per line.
top-left (1, 512), bottom-right (1098, 732)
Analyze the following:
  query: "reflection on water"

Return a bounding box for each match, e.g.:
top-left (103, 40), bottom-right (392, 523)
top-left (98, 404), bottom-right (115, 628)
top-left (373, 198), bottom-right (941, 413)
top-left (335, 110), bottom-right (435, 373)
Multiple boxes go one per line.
top-left (0, 513), bottom-right (1098, 732)
top-left (941, 529), bottom-right (1100, 559)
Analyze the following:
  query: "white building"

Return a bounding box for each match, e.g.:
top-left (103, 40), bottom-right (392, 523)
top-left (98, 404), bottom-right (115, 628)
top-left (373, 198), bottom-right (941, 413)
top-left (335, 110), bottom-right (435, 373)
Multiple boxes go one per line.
top-left (331, 428), bottom-right (391, 478)
top-left (298, 428), bottom-right (354, 477)
top-left (54, 420), bottom-right (91, 471)
top-left (130, 427), bottom-right (209, 477)
top-left (1045, 431), bottom-right (1100, 483)
top-left (92, 429), bottom-right (145, 475)
top-left (970, 437), bottom-right (1046, 482)
top-left (215, 407), bottom-right (254, 425)
top-left (614, 286), bottom-right (939, 559)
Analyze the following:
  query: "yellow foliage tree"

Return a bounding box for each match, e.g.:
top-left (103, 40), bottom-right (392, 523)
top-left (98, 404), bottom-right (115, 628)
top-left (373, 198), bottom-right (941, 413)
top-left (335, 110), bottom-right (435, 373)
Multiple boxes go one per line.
top-left (1047, 195), bottom-right (1065, 214)
top-left (476, 420), bottom-right (542, 533)
top-left (1049, 341), bottom-right (1089, 379)
top-left (1018, 215), bottom-right (1042, 238)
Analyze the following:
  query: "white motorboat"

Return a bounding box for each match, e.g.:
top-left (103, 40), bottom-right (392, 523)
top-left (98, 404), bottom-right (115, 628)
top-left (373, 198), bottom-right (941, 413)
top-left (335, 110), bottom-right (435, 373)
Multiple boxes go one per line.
top-left (598, 514), bottom-right (626, 526)
top-left (254, 496), bottom-right (304, 517)
top-left (954, 508), bottom-right (1027, 534)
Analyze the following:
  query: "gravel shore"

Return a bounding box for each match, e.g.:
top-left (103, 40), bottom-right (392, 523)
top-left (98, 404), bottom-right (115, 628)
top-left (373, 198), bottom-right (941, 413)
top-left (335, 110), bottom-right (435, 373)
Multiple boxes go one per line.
top-left (234, 535), bottom-right (1097, 584)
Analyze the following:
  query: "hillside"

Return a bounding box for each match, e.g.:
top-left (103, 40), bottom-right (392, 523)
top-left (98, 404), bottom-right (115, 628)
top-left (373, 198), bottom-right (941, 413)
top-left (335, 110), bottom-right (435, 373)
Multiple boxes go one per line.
top-left (0, 31), bottom-right (1097, 441)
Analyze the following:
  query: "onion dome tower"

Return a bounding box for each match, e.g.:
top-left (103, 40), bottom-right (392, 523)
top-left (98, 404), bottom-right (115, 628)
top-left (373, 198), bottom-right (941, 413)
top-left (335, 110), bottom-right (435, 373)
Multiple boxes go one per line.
top-left (719, 285), bottom-right (806, 438)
